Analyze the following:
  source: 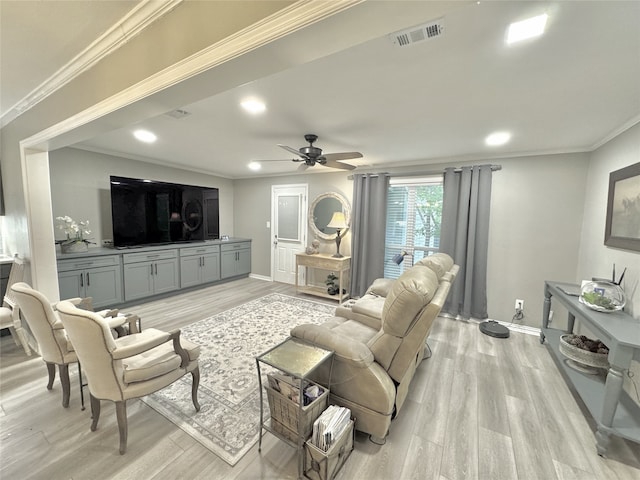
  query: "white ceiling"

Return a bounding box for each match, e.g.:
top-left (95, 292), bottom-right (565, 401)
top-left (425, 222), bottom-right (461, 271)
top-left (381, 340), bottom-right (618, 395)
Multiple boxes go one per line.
top-left (4, 1), bottom-right (640, 180)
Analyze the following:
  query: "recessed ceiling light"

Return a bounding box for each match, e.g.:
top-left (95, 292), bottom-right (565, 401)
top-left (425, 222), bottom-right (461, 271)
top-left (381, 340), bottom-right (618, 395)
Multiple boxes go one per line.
top-left (485, 131), bottom-right (511, 146)
top-left (248, 161), bottom-right (262, 171)
top-left (241, 99), bottom-right (266, 114)
top-left (133, 129), bottom-right (157, 143)
top-left (506, 14), bottom-right (548, 45)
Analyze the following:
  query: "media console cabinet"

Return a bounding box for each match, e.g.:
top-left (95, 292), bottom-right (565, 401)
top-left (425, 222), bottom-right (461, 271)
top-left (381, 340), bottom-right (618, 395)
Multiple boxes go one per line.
top-left (540, 281), bottom-right (640, 456)
top-left (57, 238), bottom-right (251, 309)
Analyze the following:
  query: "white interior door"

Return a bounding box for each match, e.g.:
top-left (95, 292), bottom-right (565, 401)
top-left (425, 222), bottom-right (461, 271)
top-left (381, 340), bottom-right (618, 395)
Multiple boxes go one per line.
top-left (271, 184), bottom-right (307, 284)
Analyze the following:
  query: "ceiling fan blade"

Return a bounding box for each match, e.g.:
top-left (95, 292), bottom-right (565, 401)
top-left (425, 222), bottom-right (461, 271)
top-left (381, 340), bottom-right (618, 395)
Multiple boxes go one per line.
top-left (323, 158), bottom-right (356, 171)
top-left (278, 144), bottom-right (307, 159)
top-left (323, 152), bottom-right (363, 162)
top-left (297, 163), bottom-right (310, 172)
top-left (258, 158), bottom-right (304, 163)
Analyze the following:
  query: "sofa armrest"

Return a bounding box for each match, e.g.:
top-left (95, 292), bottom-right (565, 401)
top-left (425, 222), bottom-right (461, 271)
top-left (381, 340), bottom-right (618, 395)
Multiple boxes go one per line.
top-left (291, 324), bottom-right (374, 368)
top-left (443, 264), bottom-right (460, 283)
top-left (366, 278), bottom-right (395, 297)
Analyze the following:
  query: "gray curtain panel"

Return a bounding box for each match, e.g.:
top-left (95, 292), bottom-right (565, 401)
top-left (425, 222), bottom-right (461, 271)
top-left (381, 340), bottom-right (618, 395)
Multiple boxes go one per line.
top-left (440, 165), bottom-right (493, 319)
top-left (350, 173), bottom-right (389, 298)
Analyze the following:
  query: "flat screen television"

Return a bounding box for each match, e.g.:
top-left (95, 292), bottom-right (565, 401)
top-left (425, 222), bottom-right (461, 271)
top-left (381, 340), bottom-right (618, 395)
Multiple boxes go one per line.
top-left (110, 175), bottom-right (219, 248)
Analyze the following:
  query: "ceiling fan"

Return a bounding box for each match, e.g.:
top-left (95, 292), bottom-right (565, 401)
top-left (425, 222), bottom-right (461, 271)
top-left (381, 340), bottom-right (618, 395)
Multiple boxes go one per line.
top-left (265, 134), bottom-right (362, 171)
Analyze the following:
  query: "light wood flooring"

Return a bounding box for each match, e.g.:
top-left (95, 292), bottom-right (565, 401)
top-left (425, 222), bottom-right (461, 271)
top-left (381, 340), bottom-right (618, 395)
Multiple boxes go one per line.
top-left (1, 277), bottom-right (639, 479)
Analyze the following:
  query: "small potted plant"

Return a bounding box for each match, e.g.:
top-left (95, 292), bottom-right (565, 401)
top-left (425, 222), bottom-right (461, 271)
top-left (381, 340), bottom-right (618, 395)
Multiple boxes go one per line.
top-left (325, 273), bottom-right (339, 295)
top-left (56, 216), bottom-right (93, 253)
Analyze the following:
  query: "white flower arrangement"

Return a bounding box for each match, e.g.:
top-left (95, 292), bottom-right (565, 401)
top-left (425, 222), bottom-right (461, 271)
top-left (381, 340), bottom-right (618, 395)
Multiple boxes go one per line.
top-left (56, 216), bottom-right (93, 246)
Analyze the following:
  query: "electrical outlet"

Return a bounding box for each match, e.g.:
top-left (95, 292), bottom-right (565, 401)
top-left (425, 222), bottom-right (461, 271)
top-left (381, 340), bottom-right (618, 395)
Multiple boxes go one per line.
top-left (515, 299), bottom-right (524, 310)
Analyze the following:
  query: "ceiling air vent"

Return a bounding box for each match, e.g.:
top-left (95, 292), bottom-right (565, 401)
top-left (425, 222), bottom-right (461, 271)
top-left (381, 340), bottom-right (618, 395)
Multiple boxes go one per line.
top-left (165, 109), bottom-right (191, 119)
top-left (389, 18), bottom-right (444, 47)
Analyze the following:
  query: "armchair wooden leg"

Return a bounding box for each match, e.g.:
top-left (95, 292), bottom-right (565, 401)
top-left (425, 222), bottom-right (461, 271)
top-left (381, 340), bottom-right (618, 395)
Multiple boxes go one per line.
top-left (59, 364), bottom-right (71, 408)
top-left (191, 367), bottom-right (201, 412)
top-left (46, 363), bottom-right (55, 390)
top-left (90, 395), bottom-right (100, 431)
top-left (116, 401), bottom-right (128, 455)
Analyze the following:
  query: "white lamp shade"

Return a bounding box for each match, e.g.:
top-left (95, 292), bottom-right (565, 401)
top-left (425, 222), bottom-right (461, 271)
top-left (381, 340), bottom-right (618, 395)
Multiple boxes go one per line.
top-left (326, 212), bottom-right (348, 229)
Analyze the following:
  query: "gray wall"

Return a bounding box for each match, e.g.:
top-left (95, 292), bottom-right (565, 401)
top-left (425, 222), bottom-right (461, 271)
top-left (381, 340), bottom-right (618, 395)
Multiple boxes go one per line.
top-left (486, 153), bottom-right (589, 327)
top-left (49, 148), bottom-right (234, 246)
top-left (577, 122), bottom-right (639, 318)
top-left (233, 171), bottom-right (352, 278)
top-left (576, 123), bottom-right (640, 400)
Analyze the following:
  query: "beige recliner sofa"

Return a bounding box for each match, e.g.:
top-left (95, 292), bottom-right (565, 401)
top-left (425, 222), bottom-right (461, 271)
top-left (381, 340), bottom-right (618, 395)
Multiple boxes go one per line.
top-left (291, 253), bottom-right (458, 441)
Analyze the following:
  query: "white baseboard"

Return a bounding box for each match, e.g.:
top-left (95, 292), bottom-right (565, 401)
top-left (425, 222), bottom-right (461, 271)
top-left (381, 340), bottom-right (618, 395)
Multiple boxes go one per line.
top-left (440, 313), bottom-right (541, 337)
top-left (249, 273), bottom-right (272, 282)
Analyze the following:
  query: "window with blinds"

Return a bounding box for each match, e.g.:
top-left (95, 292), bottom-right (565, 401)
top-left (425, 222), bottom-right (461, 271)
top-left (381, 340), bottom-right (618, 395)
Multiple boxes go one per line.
top-left (384, 176), bottom-right (443, 278)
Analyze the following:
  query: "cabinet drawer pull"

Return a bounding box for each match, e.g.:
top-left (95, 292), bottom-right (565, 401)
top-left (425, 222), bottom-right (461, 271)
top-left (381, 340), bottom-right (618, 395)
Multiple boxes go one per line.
top-left (86, 272), bottom-right (90, 286)
top-left (80, 273), bottom-right (84, 287)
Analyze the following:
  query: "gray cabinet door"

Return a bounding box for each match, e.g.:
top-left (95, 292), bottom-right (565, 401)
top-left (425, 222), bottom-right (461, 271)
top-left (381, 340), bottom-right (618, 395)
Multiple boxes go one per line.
top-left (123, 262), bottom-right (154, 301)
top-left (153, 258), bottom-right (179, 295)
top-left (85, 265), bottom-right (122, 308)
top-left (180, 255), bottom-right (201, 289)
top-left (221, 243), bottom-right (251, 279)
top-left (237, 249), bottom-right (251, 276)
top-left (201, 253), bottom-right (220, 283)
top-left (221, 251), bottom-right (237, 279)
top-left (59, 270), bottom-right (84, 300)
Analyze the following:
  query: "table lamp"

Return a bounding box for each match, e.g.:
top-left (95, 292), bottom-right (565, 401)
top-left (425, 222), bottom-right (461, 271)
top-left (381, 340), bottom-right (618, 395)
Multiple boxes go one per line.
top-left (327, 212), bottom-right (348, 258)
top-left (392, 250), bottom-right (409, 265)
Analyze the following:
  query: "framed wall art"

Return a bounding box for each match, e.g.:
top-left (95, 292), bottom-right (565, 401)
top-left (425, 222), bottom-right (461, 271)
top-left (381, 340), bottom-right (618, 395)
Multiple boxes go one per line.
top-left (604, 162), bottom-right (640, 251)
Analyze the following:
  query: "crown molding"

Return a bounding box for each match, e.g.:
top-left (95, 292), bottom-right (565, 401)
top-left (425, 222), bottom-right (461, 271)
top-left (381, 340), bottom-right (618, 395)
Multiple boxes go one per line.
top-left (590, 114), bottom-right (640, 151)
top-left (70, 144), bottom-right (234, 180)
top-left (1, 0), bottom-right (182, 128)
top-left (22, 0), bottom-right (363, 149)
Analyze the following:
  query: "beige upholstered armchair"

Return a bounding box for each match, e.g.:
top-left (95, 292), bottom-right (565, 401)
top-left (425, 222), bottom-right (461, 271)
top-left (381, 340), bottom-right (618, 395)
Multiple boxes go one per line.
top-left (11, 282), bottom-right (135, 408)
top-left (291, 253), bottom-right (458, 442)
top-left (0, 257), bottom-right (31, 355)
top-left (56, 300), bottom-right (201, 454)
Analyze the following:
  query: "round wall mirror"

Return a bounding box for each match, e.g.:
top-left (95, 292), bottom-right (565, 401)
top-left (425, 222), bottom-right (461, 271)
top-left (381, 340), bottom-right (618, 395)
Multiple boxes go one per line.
top-left (309, 192), bottom-right (351, 240)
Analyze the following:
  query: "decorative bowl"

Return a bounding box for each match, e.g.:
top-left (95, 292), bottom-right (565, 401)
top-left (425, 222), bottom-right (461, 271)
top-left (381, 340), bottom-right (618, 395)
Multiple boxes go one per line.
top-left (559, 334), bottom-right (609, 374)
top-left (579, 281), bottom-right (625, 312)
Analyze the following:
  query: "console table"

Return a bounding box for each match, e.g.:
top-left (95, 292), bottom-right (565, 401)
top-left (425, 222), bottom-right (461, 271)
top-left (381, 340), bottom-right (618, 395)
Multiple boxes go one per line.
top-left (540, 281), bottom-right (640, 455)
top-left (295, 253), bottom-right (350, 302)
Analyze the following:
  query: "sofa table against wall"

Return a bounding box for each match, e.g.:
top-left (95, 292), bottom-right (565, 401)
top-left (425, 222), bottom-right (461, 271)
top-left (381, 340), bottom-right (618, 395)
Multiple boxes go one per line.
top-left (295, 253), bottom-right (350, 303)
top-left (540, 281), bottom-right (640, 456)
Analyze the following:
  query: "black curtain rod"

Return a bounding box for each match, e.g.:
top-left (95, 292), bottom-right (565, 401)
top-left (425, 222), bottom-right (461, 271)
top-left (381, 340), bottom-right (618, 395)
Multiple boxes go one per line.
top-left (348, 164), bottom-right (502, 180)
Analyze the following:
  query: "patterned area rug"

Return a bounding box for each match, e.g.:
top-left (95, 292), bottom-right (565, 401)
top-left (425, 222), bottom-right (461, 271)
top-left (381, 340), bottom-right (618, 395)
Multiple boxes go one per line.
top-left (141, 293), bottom-right (335, 466)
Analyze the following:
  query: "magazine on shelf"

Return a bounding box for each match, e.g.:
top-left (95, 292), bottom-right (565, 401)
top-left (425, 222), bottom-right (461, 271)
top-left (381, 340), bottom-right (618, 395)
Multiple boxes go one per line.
top-left (311, 405), bottom-right (351, 452)
top-left (267, 373), bottom-right (324, 406)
